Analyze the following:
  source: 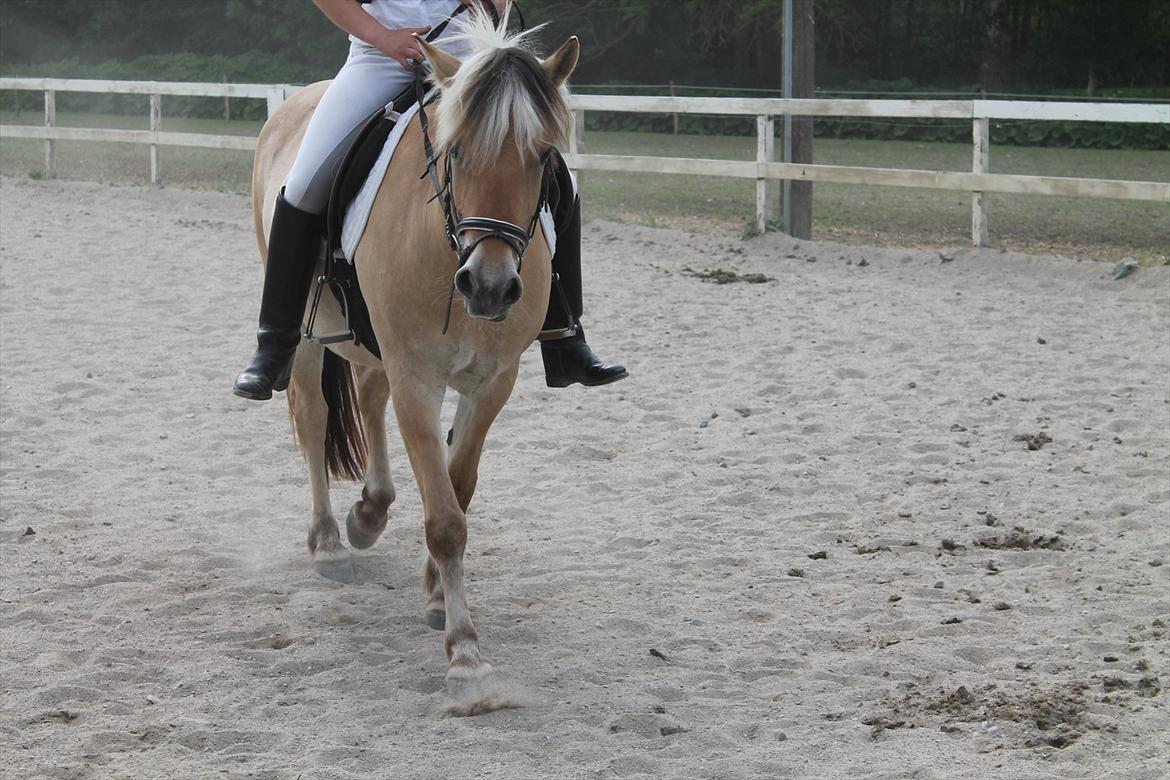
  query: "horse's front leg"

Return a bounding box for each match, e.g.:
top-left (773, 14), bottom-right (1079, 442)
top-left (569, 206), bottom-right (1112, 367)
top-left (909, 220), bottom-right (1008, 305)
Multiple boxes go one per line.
top-left (448, 372), bottom-right (515, 510)
top-left (390, 375), bottom-right (488, 684)
top-left (287, 343), bottom-right (353, 583)
top-left (345, 365), bottom-right (395, 550)
top-left (423, 372), bottom-right (518, 630)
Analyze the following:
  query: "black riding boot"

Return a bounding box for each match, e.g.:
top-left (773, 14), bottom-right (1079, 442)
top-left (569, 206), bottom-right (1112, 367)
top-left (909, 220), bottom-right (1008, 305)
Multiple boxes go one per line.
top-left (233, 191), bottom-right (324, 400)
top-left (540, 183), bottom-right (628, 388)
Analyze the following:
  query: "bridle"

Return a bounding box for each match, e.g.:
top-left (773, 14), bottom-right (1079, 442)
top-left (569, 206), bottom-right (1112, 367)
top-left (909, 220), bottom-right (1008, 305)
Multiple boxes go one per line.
top-left (413, 70), bottom-right (552, 334)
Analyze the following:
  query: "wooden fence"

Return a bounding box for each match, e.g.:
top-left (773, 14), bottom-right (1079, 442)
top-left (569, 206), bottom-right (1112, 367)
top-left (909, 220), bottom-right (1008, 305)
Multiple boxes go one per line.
top-left (0, 78), bottom-right (293, 185)
top-left (2, 78), bottom-right (1167, 246)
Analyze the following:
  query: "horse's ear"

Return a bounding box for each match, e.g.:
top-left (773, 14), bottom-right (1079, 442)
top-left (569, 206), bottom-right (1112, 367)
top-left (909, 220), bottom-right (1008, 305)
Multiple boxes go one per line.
top-left (542, 36), bottom-right (579, 87)
top-left (415, 34), bottom-right (462, 84)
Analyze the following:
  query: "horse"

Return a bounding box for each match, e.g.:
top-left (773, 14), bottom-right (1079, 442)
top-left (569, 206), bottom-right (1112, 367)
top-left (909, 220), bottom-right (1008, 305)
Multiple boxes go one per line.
top-left (248, 13), bottom-right (579, 688)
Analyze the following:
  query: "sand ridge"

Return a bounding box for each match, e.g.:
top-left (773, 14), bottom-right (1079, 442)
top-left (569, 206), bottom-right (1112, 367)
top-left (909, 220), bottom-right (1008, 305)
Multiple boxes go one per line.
top-left (1, 176), bottom-right (1168, 779)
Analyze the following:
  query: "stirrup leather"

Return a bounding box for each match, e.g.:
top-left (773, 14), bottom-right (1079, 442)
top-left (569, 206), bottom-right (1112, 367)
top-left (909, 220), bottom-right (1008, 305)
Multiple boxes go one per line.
top-left (537, 272), bottom-right (579, 341)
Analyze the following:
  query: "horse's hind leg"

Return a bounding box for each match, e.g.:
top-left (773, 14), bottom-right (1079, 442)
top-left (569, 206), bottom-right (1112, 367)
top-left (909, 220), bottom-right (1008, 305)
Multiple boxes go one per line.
top-left (287, 342), bottom-right (353, 583)
top-left (345, 365), bottom-right (395, 550)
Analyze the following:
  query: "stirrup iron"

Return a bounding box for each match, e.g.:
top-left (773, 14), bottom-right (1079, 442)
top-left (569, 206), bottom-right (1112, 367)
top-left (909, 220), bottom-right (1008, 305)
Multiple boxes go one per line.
top-left (304, 250), bottom-right (358, 346)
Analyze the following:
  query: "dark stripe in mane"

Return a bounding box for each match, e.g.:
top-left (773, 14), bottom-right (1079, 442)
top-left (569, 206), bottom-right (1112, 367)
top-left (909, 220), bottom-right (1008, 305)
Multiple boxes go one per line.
top-left (437, 43), bottom-right (571, 169)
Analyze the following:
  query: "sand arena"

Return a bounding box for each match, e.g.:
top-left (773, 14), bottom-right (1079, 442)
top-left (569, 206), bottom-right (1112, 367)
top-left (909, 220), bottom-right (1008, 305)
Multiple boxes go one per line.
top-left (1, 176), bottom-right (1167, 778)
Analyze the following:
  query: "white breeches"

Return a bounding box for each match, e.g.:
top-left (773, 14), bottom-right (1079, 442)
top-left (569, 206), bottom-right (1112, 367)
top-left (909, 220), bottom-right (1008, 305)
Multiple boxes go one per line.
top-left (284, 35), bottom-right (466, 214)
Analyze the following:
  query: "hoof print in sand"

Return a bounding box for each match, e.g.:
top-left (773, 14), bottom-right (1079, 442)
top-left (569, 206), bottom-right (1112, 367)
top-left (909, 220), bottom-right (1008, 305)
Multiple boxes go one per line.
top-left (605, 712), bottom-right (690, 739)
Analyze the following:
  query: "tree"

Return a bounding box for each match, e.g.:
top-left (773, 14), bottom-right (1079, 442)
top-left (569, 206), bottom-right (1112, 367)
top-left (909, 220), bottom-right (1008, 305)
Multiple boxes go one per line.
top-left (1, 0), bottom-right (1166, 94)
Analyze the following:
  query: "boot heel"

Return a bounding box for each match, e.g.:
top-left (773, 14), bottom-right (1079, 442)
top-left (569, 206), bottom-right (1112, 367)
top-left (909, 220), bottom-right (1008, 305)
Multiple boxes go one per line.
top-left (272, 363), bottom-right (294, 393)
top-left (544, 375), bottom-right (574, 388)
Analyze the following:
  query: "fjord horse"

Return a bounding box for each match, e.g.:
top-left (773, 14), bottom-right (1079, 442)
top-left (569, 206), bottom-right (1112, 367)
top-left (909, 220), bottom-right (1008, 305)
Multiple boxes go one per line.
top-left (249, 14), bottom-right (578, 687)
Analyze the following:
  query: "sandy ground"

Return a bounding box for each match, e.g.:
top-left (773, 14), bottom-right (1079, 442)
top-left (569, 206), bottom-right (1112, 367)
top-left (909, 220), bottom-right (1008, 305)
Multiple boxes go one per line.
top-left (1, 175), bottom-right (1168, 779)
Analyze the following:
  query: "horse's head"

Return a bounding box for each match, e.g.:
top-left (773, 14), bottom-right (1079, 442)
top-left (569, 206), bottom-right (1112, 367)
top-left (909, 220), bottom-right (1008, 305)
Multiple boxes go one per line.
top-left (416, 11), bottom-right (577, 322)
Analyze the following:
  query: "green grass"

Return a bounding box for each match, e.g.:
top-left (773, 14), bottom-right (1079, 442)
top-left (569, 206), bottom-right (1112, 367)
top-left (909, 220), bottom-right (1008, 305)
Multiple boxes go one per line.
top-left (2, 111), bottom-right (1167, 260)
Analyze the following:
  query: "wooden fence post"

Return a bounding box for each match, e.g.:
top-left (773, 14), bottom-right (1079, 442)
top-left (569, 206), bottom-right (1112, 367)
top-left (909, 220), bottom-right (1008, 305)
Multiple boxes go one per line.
top-left (43, 89), bottom-right (55, 178)
top-left (570, 108), bottom-right (585, 190)
top-left (788, 0), bottom-right (815, 239)
top-left (756, 115), bottom-right (776, 233)
top-left (266, 86), bottom-right (286, 117)
top-left (972, 117), bottom-right (990, 246)
top-left (149, 92), bottom-right (161, 185)
top-left (669, 80), bottom-right (679, 135)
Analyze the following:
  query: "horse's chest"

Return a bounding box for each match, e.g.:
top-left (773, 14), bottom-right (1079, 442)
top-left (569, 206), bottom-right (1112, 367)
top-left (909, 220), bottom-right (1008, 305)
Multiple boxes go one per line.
top-left (447, 346), bottom-right (508, 395)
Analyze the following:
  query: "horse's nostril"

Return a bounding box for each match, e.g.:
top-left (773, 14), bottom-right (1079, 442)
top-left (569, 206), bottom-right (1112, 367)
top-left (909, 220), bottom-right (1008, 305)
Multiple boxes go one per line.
top-left (502, 276), bottom-right (523, 305)
top-left (454, 267), bottom-right (475, 297)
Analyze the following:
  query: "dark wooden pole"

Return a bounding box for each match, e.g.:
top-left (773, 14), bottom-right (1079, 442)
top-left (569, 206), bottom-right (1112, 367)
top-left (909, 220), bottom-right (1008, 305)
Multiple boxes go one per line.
top-left (789, 0), bottom-right (815, 239)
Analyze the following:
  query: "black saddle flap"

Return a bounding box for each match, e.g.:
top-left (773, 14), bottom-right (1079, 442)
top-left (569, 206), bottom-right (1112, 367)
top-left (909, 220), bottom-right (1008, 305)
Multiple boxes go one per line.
top-left (319, 85), bottom-right (421, 360)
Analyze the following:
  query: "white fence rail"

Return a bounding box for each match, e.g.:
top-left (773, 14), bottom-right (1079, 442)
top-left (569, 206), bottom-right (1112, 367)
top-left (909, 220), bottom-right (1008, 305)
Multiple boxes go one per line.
top-left (2, 78), bottom-right (1167, 246)
top-left (0, 78), bottom-right (293, 183)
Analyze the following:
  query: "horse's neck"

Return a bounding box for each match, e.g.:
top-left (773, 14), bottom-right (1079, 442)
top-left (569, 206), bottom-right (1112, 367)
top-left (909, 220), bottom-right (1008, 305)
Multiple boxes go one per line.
top-left (392, 113), bottom-right (446, 231)
top-left (355, 109), bottom-right (465, 346)
top-left (378, 113), bottom-right (450, 268)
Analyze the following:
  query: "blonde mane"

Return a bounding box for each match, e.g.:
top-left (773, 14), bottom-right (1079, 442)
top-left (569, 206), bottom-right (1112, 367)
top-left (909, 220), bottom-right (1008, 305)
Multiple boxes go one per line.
top-left (431, 8), bottom-right (572, 169)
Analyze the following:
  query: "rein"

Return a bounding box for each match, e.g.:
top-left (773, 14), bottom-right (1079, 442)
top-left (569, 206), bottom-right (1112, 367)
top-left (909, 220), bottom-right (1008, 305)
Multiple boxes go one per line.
top-left (413, 68), bottom-right (551, 335)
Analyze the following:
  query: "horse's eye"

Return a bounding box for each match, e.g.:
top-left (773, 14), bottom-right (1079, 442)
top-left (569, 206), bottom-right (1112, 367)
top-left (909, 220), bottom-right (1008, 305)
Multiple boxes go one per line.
top-left (449, 146), bottom-right (461, 162)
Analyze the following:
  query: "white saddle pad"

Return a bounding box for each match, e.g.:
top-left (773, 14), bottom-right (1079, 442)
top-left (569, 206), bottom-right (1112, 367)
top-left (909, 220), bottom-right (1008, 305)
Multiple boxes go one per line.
top-left (341, 101), bottom-right (558, 262)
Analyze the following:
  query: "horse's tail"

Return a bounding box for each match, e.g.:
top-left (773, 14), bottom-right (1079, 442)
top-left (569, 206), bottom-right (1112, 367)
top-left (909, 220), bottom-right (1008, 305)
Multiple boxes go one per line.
top-left (321, 351), bottom-right (367, 482)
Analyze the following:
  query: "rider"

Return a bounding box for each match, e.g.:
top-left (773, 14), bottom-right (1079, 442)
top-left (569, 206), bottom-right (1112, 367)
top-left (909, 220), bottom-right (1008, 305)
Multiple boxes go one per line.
top-left (233, 0), bottom-right (627, 400)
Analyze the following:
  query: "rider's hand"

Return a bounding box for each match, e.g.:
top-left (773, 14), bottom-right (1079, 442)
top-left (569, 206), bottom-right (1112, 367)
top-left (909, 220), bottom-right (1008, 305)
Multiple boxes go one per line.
top-left (375, 26), bottom-right (432, 68)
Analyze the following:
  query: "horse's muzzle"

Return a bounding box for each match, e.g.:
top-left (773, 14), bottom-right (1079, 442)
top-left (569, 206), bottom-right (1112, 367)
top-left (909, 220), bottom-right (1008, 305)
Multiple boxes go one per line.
top-left (453, 265), bottom-right (523, 321)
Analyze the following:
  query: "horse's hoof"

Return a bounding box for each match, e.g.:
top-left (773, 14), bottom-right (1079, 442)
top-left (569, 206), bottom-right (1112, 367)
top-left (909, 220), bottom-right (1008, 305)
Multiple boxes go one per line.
top-left (313, 551), bottom-right (355, 584)
top-left (345, 506), bottom-right (382, 550)
top-left (425, 608), bottom-right (446, 630)
top-left (446, 660), bottom-right (494, 698)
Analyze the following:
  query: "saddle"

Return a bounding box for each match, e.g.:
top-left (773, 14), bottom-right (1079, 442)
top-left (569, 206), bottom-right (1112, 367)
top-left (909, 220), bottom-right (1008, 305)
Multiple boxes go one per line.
top-left (304, 84), bottom-right (422, 361)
